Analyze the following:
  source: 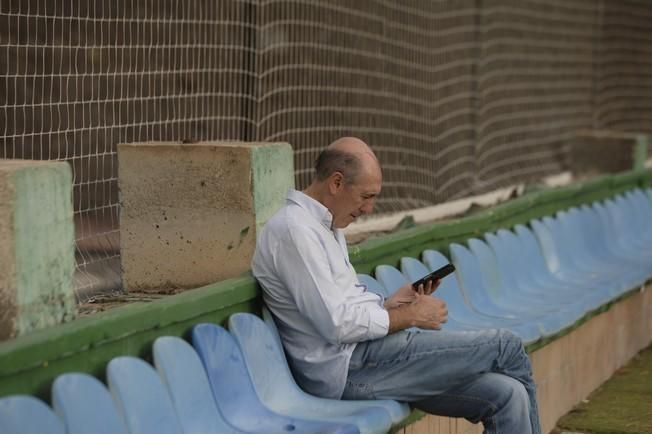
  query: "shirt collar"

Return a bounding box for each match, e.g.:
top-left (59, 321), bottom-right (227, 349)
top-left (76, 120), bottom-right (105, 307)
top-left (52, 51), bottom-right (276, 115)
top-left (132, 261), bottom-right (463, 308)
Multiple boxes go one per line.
top-left (287, 189), bottom-right (334, 230)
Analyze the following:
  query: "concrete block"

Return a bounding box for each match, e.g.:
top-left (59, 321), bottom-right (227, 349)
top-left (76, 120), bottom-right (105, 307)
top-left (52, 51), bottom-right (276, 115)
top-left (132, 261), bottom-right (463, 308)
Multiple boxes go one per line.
top-left (0, 159), bottom-right (75, 340)
top-left (118, 141), bottom-right (293, 292)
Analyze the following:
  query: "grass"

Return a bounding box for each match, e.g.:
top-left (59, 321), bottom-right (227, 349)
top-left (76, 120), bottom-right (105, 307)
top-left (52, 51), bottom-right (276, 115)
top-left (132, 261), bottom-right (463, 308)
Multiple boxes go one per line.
top-left (556, 345), bottom-right (652, 434)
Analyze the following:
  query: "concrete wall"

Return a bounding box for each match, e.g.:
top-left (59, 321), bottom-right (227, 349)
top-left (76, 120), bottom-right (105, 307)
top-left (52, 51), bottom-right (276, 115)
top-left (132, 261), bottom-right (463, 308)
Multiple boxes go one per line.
top-left (0, 160), bottom-right (75, 340)
top-left (118, 141), bottom-right (293, 292)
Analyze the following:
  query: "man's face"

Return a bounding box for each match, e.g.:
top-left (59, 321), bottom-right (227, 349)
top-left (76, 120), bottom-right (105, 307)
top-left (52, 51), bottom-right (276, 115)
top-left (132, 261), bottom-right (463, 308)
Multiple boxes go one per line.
top-left (330, 169), bottom-right (382, 229)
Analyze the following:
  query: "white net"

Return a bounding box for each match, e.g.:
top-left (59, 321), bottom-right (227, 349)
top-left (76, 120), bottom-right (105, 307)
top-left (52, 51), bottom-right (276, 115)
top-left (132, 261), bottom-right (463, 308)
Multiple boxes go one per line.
top-left (2, 0), bottom-right (652, 299)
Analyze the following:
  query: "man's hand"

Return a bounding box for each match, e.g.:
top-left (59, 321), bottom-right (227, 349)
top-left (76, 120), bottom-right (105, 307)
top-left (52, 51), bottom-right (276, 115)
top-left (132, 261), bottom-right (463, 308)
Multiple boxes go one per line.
top-left (386, 279), bottom-right (448, 333)
top-left (384, 279), bottom-right (440, 310)
top-left (410, 293), bottom-right (448, 330)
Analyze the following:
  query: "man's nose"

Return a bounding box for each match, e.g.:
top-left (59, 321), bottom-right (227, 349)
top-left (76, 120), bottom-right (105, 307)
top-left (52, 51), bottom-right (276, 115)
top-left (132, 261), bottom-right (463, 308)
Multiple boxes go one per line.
top-left (361, 200), bottom-right (375, 214)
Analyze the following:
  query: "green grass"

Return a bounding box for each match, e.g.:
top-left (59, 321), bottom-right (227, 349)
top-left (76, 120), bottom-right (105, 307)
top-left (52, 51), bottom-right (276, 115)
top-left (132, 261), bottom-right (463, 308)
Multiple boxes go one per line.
top-left (557, 345), bottom-right (652, 434)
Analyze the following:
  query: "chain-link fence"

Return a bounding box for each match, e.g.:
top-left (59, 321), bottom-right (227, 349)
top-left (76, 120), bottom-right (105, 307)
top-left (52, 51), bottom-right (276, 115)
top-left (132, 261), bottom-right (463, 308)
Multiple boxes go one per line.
top-left (2, 0), bottom-right (652, 299)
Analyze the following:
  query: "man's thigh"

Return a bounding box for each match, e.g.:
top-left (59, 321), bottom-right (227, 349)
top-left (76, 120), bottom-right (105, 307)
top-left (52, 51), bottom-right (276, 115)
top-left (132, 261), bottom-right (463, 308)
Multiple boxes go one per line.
top-left (343, 328), bottom-right (524, 402)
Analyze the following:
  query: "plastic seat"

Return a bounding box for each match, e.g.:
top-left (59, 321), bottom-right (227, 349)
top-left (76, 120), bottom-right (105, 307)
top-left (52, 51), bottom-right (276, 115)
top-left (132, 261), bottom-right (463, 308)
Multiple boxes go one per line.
top-left (591, 201), bottom-right (652, 266)
top-left (559, 207), bottom-right (649, 292)
top-left (493, 227), bottom-right (601, 316)
top-left (0, 395), bottom-right (65, 434)
top-left (530, 217), bottom-right (620, 300)
top-left (152, 336), bottom-right (245, 434)
top-left (107, 356), bottom-right (185, 434)
top-left (468, 237), bottom-right (574, 335)
top-left (357, 274), bottom-right (391, 298)
top-left (484, 231), bottom-right (588, 324)
top-left (52, 373), bottom-right (127, 434)
top-left (229, 312), bottom-right (402, 433)
top-left (191, 323), bottom-right (361, 434)
top-left (374, 264), bottom-right (408, 296)
top-left (449, 242), bottom-right (541, 344)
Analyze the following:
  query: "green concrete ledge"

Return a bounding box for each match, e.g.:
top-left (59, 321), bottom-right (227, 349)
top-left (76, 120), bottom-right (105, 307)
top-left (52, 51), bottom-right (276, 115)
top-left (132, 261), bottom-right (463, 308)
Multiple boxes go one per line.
top-left (0, 169), bottom-right (651, 401)
top-left (0, 276), bottom-right (260, 399)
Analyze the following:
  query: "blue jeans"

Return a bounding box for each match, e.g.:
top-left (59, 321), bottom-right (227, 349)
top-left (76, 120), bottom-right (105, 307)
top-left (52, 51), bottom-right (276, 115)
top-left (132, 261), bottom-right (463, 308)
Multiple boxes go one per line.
top-left (342, 328), bottom-right (541, 434)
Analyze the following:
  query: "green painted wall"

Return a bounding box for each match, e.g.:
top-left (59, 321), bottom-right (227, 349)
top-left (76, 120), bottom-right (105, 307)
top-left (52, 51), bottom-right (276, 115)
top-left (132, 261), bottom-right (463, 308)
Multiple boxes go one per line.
top-left (14, 163), bottom-right (76, 334)
top-left (251, 143), bottom-right (295, 233)
top-left (0, 160), bottom-right (75, 340)
top-left (0, 169), bottom-right (650, 400)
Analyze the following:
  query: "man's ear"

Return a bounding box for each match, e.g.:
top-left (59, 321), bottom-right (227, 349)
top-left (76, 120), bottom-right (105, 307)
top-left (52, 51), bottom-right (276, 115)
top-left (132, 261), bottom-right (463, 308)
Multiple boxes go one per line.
top-left (328, 171), bottom-right (345, 194)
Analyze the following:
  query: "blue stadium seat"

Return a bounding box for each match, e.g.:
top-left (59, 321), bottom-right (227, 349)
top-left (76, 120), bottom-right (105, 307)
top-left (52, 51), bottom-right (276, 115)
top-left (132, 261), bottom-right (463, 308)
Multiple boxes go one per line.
top-left (52, 373), bottom-right (127, 434)
top-left (484, 231), bottom-right (587, 326)
top-left (421, 250), bottom-right (542, 343)
top-left (229, 312), bottom-right (404, 433)
top-left (558, 207), bottom-right (648, 293)
top-left (468, 237), bottom-right (574, 335)
top-left (493, 226), bottom-right (602, 314)
top-left (191, 323), bottom-right (361, 434)
top-left (0, 395), bottom-right (65, 434)
top-left (512, 223), bottom-right (607, 313)
top-left (357, 273), bottom-right (391, 298)
top-left (449, 242), bottom-right (541, 344)
top-left (107, 356), bottom-right (185, 434)
top-left (374, 264), bottom-right (409, 296)
top-left (530, 217), bottom-right (618, 299)
top-left (152, 336), bottom-right (245, 434)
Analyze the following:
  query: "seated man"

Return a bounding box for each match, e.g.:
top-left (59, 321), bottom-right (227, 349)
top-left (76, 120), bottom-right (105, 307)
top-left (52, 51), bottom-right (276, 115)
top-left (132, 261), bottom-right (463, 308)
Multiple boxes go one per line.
top-left (252, 137), bottom-right (541, 434)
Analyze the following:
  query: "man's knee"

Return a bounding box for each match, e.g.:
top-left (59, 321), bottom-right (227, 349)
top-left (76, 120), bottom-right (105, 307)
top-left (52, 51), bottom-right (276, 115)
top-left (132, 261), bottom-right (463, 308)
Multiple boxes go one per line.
top-left (492, 374), bottom-right (529, 413)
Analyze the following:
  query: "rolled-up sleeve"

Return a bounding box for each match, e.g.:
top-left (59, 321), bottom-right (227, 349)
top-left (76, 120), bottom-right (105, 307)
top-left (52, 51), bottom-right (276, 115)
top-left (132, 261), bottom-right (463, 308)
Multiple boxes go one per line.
top-left (274, 226), bottom-right (389, 344)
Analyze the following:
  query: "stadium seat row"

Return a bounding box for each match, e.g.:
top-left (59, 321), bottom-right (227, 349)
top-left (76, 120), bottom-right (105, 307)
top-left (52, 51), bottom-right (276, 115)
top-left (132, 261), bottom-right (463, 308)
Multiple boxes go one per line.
top-left (1, 188), bottom-right (650, 434)
top-left (360, 188), bottom-right (652, 345)
top-left (0, 313), bottom-right (409, 434)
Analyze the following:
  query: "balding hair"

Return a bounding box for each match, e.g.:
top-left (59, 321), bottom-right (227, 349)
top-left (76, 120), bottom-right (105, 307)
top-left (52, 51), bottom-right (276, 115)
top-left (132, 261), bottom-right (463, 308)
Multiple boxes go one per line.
top-left (313, 148), bottom-right (361, 184)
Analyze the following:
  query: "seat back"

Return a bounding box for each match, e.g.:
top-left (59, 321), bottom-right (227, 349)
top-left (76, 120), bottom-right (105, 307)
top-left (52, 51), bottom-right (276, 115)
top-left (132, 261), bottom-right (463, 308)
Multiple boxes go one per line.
top-left (153, 336), bottom-right (239, 434)
top-left (467, 238), bottom-right (504, 300)
top-left (52, 373), bottom-right (127, 434)
top-left (228, 313), bottom-right (299, 409)
top-left (421, 250), bottom-right (472, 308)
top-left (0, 395), bottom-right (65, 434)
top-left (191, 323), bottom-right (359, 434)
top-left (449, 243), bottom-right (494, 309)
top-left (374, 264), bottom-right (409, 295)
top-left (530, 218), bottom-right (562, 273)
top-left (357, 273), bottom-right (390, 298)
top-left (107, 356), bottom-right (184, 434)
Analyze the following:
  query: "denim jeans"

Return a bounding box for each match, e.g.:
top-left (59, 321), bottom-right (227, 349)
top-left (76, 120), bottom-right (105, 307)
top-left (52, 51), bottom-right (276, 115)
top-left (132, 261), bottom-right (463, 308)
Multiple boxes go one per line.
top-left (342, 328), bottom-right (541, 434)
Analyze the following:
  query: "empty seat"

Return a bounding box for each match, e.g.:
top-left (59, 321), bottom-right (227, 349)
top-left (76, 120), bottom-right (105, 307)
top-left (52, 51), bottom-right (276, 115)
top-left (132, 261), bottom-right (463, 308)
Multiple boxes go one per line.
top-left (357, 273), bottom-right (391, 298)
top-left (153, 336), bottom-right (246, 434)
top-left (52, 373), bottom-right (127, 434)
top-left (192, 322), bottom-right (361, 434)
top-left (0, 395), bottom-right (65, 434)
top-left (107, 356), bottom-right (185, 434)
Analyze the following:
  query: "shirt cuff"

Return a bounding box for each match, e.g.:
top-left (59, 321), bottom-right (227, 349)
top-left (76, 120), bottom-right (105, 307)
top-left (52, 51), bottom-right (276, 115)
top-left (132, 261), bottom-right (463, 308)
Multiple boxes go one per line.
top-left (367, 305), bottom-right (390, 339)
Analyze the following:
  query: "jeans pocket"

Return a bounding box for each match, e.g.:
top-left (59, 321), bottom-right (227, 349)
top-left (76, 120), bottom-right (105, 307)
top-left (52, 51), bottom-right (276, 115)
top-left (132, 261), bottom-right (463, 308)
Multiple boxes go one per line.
top-left (342, 380), bottom-right (375, 400)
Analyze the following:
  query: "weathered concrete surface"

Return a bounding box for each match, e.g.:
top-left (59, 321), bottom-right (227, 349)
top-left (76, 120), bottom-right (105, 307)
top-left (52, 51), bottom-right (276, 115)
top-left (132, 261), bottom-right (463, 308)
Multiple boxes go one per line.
top-left (119, 142), bottom-right (293, 292)
top-left (0, 160), bottom-right (76, 341)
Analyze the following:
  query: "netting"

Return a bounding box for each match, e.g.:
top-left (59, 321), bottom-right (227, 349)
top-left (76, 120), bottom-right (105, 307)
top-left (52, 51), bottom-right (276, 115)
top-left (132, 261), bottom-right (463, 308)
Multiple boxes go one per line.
top-left (2, 0), bottom-right (652, 299)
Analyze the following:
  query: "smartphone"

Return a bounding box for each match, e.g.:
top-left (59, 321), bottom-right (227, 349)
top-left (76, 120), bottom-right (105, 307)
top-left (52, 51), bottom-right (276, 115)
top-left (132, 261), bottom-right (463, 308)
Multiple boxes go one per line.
top-left (412, 263), bottom-right (456, 290)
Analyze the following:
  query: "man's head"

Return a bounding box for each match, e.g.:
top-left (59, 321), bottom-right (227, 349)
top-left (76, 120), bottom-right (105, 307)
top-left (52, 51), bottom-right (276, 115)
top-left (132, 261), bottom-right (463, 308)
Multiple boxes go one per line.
top-left (306, 137), bottom-right (382, 229)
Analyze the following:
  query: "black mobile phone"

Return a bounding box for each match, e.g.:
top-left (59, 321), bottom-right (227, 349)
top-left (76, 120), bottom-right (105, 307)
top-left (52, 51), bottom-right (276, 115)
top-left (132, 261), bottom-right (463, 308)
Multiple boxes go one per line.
top-left (412, 263), bottom-right (456, 290)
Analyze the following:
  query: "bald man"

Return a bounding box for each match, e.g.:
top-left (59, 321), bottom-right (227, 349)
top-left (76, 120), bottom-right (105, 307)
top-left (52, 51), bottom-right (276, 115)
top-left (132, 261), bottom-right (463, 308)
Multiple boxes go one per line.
top-left (252, 137), bottom-right (541, 434)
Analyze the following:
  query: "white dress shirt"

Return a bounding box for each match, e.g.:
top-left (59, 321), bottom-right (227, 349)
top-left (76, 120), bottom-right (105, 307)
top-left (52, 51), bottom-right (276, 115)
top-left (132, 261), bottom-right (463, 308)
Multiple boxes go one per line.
top-left (252, 189), bottom-right (390, 399)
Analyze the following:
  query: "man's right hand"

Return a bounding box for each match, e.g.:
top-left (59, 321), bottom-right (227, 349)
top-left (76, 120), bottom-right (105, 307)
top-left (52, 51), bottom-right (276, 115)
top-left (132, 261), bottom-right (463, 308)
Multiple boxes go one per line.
top-left (410, 293), bottom-right (448, 330)
top-left (387, 292), bottom-right (448, 333)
